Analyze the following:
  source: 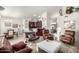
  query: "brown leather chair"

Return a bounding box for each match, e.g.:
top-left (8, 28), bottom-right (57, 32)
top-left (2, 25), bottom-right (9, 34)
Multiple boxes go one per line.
top-left (42, 29), bottom-right (54, 40)
top-left (43, 29), bottom-right (49, 40)
top-left (0, 38), bottom-right (13, 53)
top-left (5, 29), bottom-right (14, 39)
top-left (60, 30), bottom-right (75, 45)
top-left (0, 38), bottom-right (32, 53)
top-left (36, 28), bottom-right (43, 36)
top-left (12, 41), bottom-right (32, 53)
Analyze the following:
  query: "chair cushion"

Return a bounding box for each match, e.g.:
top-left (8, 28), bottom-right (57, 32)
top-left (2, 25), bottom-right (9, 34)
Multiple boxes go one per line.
top-left (12, 41), bottom-right (26, 51)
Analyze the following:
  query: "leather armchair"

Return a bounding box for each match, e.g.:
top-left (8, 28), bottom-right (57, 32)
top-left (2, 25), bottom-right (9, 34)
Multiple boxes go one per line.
top-left (5, 29), bottom-right (14, 39)
top-left (60, 30), bottom-right (75, 45)
top-left (12, 41), bottom-right (32, 53)
top-left (43, 29), bottom-right (49, 40)
top-left (42, 29), bottom-right (54, 40)
top-left (0, 38), bottom-right (13, 53)
top-left (0, 38), bottom-right (32, 53)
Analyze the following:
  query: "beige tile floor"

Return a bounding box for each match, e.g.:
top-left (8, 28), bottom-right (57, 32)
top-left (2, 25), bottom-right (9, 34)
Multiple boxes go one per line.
top-left (8, 35), bottom-right (79, 53)
top-left (9, 36), bottom-right (26, 45)
top-left (9, 35), bottom-right (44, 53)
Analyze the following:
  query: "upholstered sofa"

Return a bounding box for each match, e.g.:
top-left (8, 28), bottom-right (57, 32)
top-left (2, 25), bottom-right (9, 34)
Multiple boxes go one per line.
top-left (60, 30), bottom-right (75, 45)
top-left (0, 38), bottom-right (32, 53)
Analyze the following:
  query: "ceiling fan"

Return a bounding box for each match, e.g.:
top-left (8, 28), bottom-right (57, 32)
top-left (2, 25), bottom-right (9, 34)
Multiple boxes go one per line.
top-left (0, 6), bottom-right (5, 11)
top-left (66, 6), bottom-right (79, 14)
top-left (73, 6), bottom-right (79, 12)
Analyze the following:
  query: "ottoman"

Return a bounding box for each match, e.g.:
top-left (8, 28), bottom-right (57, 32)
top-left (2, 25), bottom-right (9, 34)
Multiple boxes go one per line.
top-left (37, 40), bottom-right (61, 53)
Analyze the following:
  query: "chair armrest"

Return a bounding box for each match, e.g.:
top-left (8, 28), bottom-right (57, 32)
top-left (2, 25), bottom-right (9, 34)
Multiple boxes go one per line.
top-left (16, 47), bottom-right (32, 53)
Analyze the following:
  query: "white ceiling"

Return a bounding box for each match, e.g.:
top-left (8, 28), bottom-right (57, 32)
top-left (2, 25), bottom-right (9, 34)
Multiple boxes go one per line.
top-left (0, 6), bottom-right (62, 18)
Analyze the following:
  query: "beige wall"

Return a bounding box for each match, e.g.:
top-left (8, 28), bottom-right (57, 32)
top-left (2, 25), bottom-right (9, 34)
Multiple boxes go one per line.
top-left (0, 16), bottom-right (23, 34)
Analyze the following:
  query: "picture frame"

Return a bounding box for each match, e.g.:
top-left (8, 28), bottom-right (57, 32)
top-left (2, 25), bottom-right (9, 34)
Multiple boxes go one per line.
top-left (5, 22), bottom-right (11, 27)
top-left (12, 24), bottom-right (18, 28)
top-left (64, 20), bottom-right (75, 29)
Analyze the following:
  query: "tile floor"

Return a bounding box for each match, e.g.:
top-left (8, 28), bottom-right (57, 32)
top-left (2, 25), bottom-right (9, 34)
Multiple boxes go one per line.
top-left (8, 35), bottom-right (79, 53)
top-left (9, 35), bottom-right (44, 53)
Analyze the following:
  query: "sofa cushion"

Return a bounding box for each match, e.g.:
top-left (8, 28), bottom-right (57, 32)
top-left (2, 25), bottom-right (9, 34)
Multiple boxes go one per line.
top-left (65, 34), bottom-right (73, 39)
top-left (65, 30), bottom-right (75, 36)
top-left (12, 41), bottom-right (26, 51)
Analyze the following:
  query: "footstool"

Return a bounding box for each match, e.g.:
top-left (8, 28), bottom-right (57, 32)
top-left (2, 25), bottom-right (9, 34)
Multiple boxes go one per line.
top-left (37, 40), bottom-right (61, 53)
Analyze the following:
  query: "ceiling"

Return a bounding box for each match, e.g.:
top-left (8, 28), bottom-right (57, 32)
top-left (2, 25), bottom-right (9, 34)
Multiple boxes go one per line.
top-left (0, 6), bottom-right (62, 18)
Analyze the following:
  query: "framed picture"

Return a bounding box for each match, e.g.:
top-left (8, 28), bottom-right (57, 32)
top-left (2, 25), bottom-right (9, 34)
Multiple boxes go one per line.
top-left (50, 18), bottom-right (57, 33)
top-left (5, 22), bottom-right (11, 27)
top-left (12, 24), bottom-right (18, 28)
top-left (64, 20), bottom-right (75, 29)
top-left (25, 20), bottom-right (28, 28)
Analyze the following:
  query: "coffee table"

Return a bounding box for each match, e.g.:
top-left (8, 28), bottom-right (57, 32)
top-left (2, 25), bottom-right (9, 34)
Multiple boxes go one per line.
top-left (37, 40), bottom-right (61, 53)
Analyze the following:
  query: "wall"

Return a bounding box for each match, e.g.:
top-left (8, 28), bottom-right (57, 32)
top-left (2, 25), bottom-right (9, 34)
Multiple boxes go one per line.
top-left (0, 15), bottom-right (23, 34)
top-left (70, 12), bottom-right (79, 47)
top-left (22, 12), bottom-right (48, 32)
top-left (0, 19), bottom-right (12, 34)
top-left (22, 18), bottom-right (29, 32)
top-left (40, 12), bottom-right (48, 29)
top-left (57, 12), bottom-right (79, 47)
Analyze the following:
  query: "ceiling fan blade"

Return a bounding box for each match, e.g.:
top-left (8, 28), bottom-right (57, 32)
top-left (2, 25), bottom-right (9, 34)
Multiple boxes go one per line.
top-left (0, 6), bottom-right (5, 10)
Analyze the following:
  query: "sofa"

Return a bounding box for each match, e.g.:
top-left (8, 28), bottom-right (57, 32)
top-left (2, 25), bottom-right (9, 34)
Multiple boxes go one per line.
top-left (0, 38), bottom-right (32, 53)
top-left (60, 30), bottom-right (75, 45)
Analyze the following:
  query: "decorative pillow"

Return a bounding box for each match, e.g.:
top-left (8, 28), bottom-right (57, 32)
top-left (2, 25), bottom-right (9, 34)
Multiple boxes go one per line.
top-left (12, 41), bottom-right (26, 51)
top-left (28, 34), bottom-right (34, 38)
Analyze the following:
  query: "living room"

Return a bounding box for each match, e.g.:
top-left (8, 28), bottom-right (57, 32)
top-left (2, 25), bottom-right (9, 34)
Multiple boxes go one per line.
top-left (0, 6), bottom-right (79, 53)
